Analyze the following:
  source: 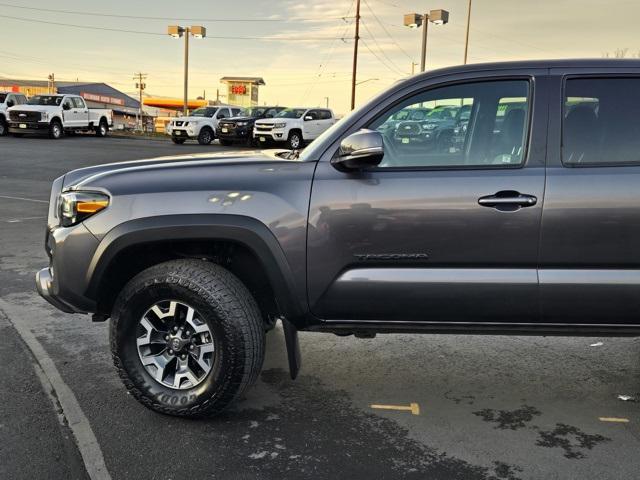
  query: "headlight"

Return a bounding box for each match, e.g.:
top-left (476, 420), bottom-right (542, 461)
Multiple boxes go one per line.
top-left (59, 191), bottom-right (110, 227)
top-left (41, 112), bottom-right (49, 122)
top-left (274, 122), bottom-right (286, 128)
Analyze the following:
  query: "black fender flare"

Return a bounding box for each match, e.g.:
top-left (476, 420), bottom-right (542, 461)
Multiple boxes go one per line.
top-left (85, 214), bottom-right (305, 320)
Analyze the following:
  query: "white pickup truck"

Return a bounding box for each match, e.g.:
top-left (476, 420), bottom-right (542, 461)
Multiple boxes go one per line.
top-left (0, 91), bottom-right (28, 136)
top-left (253, 107), bottom-right (337, 149)
top-left (7, 94), bottom-right (113, 139)
top-left (166, 106), bottom-right (241, 145)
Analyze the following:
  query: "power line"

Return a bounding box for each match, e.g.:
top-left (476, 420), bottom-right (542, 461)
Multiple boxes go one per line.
top-left (0, 2), bottom-right (353, 23)
top-left (360, 39), bottom-right (406, 77)
top-left (2, 15), bottom-right (349, 41)
top-left (362, 0), bottom-right (413, 62)
top-left (360, 19), bottom-right (406, 76)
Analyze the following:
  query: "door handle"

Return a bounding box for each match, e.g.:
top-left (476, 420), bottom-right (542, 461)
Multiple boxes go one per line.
top-left (478, 191), bottom-right (537, 210)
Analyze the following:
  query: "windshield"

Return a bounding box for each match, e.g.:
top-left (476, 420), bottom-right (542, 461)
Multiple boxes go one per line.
top-left (238, 107), bottom-right (266, 117)
top-left (426, 108), bottom-right (457, 120)
top-left (275, 108), bottom-right (306, 119)
top-left (190, 108), bottom-right (211, 117)
top-left (28, 95), bottom-right (63, 106)
top-left (0, 93), bottom-right (6, 103)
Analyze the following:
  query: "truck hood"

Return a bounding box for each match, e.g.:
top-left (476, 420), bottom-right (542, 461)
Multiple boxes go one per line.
top-left (62, 150), bottom-right (298, 189)
top-left (8, 104), bottom-right (59, 113)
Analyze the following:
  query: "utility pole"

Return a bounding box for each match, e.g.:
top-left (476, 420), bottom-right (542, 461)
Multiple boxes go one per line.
top-left (134, 73), bottom-right (147, 131)
top-left (324, 97), bottom-right (330, 108)
top-left (420, 14), bottom-right (429, 72)
top-left (463, 0), bottom-right (472, 64)
top-left (47, 73), bottom-right (55, 93)
top-left (350, 0), bottom-right (361, 111)
top-left (183, 28), bottom-right (189, 115)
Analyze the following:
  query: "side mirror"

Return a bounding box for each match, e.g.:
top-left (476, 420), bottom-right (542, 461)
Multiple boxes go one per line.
top-left (331, 129), bottom-right (384, 171)
top-left (63, 103), bottom-right (71, 111)
top-left (304, 115), bottom-right (313, 121)
top-left (217, 114), bottom-right (226, 119)
top-left (6, 100), bottom-right (14, 107)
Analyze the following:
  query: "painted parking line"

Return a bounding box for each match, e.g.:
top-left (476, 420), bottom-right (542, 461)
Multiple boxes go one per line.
top-left (0, 299), bottom-right (112, 480)
top-left (0, 194), bottom-right (48, 204)
top-left (371, 403), bottom-right (421, 415)
top-left (6, 216), bottom-right (46, 223)
top-left (599, 417), bottom-right (630, 423)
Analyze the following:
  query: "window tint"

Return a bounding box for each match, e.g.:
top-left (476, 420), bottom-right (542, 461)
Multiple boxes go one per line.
top-left (369, 80), bottom-right (530, 168)
top-left (319, 110), bottom-right (332, 120)
top-left (563, 78), bottom-right (640, 166)
top-left (73, 97), bottom-right (86, 108)
top-left (63, 98), bottom-right (74, 109)
top-left (307, 110), bottom-right (320, 120)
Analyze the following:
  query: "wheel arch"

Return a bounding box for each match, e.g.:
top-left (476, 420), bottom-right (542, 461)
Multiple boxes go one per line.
top-left (86, 214), bottom-right (305, 324)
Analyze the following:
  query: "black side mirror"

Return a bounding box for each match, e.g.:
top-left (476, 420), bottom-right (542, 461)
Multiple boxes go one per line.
top-left (331, 129), bottom-right (384, 171)
top-left (63, 103), bottom-right (71, 111)
top-left (6, 100), bottom-right (14, 107)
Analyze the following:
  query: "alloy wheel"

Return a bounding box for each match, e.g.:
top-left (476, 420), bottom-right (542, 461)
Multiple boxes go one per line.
top-left (136, 300), bottom-right (215, 390)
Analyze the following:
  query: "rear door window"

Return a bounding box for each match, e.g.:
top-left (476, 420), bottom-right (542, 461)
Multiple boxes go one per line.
top-left (563, 77), bottom-right (640, 166)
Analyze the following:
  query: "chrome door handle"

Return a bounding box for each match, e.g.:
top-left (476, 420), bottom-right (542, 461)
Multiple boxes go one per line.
top-left (478, 192), bottom-right (537, 209)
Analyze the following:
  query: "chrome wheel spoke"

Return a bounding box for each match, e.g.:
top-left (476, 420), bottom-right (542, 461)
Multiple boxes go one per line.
top-left (184, 307), bottom-right (208, 334)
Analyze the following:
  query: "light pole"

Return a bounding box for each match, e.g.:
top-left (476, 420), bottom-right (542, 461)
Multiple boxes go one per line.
top-left (168, 25), bottom-right (206, 115)
top-left (463, 0), bottom-right (472, 64)
top-left (404, 10), bottom-right (449, 72)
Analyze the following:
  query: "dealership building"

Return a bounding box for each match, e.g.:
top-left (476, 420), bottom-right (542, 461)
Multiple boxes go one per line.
top-left (0, 78), bottom-right (148, 130)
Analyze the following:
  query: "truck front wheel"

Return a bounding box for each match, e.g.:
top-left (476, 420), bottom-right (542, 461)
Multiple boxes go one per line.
top-left (287, 130), bottom-right (303, 150)
top-left (110, 260), bottom-right (265, 417)
top-left (95, 119), bottom-right (109, 137)
top-left (49, 119), bottom-right (63, 139)
top-left (0, 117), bottom-right (7, 136)
top-left (197, 127), bottom-right (214, 145)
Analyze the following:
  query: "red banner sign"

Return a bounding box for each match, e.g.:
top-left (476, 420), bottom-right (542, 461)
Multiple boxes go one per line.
top-left (81, 92), bottom-right (125, 106)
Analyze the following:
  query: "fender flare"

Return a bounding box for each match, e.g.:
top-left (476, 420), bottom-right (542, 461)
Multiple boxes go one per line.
top-left (85, 214), bottom-right (305, 319)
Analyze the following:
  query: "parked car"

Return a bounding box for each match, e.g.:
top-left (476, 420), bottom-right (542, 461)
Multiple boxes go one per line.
top-left (0, 91), bottom-right (28, 136)
top-left (36, 59), bottom-right (640, 418)
top-left (7, 94), bottom-right (113, 139)
top-left (217, 106), bottom-right (287, 146)
top-left (254, 107), bottom-right (337, 149)
top-left (166, 106), bottom-right (241, 145)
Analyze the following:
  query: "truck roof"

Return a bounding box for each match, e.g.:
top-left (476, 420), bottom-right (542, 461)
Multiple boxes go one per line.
top-left (412, 58), bottom-right (640, 80)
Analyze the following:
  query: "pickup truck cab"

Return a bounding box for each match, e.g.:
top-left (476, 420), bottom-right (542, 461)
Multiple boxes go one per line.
top-left (0, 91), bottom-right (28, 136)
top-left (166, 106), bottom-right (241, 145)
top-left (217, 106), bottom-right (287, 146)
top-left (254, 107), bottom-right (337, 149)
top-left (8, 94), bottom-right (113, 139)
top-left (36, 59), bottom-right (640, 418)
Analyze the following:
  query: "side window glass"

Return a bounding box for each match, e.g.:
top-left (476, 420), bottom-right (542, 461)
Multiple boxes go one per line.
top-left (368, 80), bottom-right (530, 169)
top-left (319, 110), bottom-right (332, 120)
top-left (73, 97), bottom-right (86, 109)
top-left (307, 110), bottom-right (319, 120)
top-left (63, 98), bottom-right (74, 110)
top-left (563, 78), bottom-right (640, 166)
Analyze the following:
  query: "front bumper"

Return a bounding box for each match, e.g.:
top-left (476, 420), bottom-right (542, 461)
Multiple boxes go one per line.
top-left (9, 122), bottom-right (49, 134)
top-left (171, 129), bottom-right (196, 139)
top-left (35, 224), bottom-right (99, 314)
top-left (217, 126), bottom-right (251, 141)
top-left (254, 129), bottom-right (286, 143)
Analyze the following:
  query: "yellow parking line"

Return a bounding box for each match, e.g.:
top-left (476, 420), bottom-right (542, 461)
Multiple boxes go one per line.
top-left (371, 403), bottom-right (420, 415)
top-left (599, 417), bottom-right (630, 423)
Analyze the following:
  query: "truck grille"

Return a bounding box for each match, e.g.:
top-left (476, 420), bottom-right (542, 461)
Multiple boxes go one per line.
top-left (10, 110), bottom-right (41, 122)
top-left (173, 121), bottom-right (188, 127)
top-left (255, 124), bottom-right (273, 132)
top-left (219, 122), bottom-right (235, 130)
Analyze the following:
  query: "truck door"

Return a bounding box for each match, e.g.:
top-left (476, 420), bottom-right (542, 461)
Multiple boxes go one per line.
top-left (72, 97), bottom-right (89, 126)
top-left (540, 71), bottom-right (640, 324)
top-left (61, 97), bottom-right (79, 128)
top-left (307, 72), bottom-right (548, 324)
top-left (303, 110), bottom-right (321, 138)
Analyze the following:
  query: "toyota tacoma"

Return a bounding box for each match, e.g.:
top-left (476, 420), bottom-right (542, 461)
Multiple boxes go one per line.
top-left (37, 60), bottom-right (640, 417)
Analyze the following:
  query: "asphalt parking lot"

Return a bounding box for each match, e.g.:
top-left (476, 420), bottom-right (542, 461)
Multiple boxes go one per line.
top-left (1, 134), bottom-right (639, 480)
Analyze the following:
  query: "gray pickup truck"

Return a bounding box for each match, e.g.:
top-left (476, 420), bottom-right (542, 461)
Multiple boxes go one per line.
top-left (37, 60), bottom-right (640, 417)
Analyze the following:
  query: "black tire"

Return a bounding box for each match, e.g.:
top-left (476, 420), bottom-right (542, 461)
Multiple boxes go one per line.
top-left (95, 119), bottom-right (109, 137)
top-left (287, 130), bottom-right (303, 150)
top-left (0, 117), bottom-right (7, 136)
top-left (197, 127), bottom-right (214, 145)
top-left (110, 259), bottom-right (265, 417)
top-left (172, 137), bottom-right (186, 144)
top-left (219, 139), bottom-right (233, 147)
top-left (49, 119), bottom-right (63, 139)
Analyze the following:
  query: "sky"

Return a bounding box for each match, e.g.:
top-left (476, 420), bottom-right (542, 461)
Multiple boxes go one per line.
top-left (1, 0), bottom-right (640, 114)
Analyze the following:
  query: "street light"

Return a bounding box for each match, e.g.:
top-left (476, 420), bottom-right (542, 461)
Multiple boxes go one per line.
top-left (404, 9), bottom-right (449, 73)
top-left (167, 25), bottom-right (207, 115)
